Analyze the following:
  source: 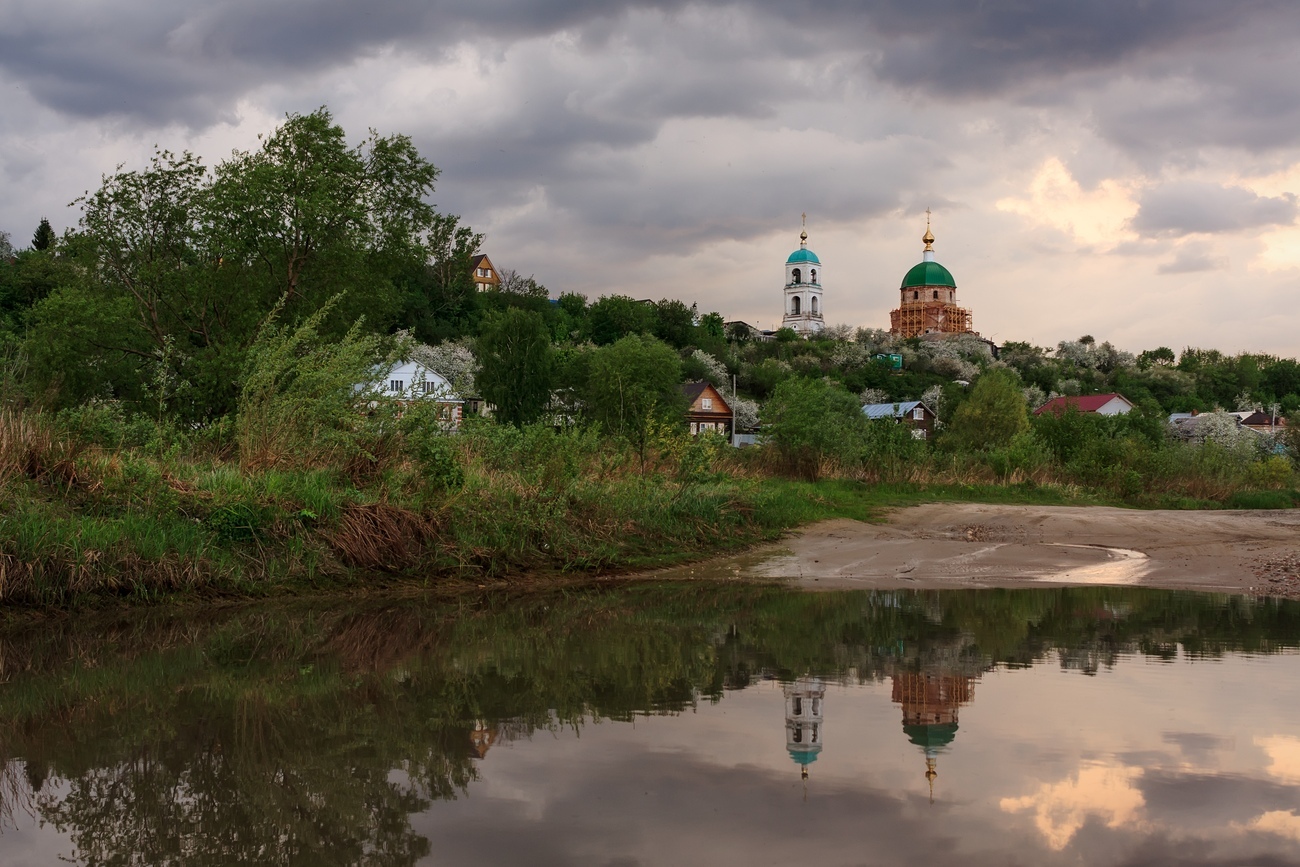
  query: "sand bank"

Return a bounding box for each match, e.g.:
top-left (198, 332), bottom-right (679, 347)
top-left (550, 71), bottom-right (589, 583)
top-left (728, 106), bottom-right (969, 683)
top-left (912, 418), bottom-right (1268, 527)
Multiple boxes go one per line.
top-left (662, 505), bottom-right (1300, 596)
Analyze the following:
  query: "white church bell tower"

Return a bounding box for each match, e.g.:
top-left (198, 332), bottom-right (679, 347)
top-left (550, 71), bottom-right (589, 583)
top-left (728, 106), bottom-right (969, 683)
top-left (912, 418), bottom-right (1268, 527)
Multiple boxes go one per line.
top-left (782, 215), bottom-right (825, 335)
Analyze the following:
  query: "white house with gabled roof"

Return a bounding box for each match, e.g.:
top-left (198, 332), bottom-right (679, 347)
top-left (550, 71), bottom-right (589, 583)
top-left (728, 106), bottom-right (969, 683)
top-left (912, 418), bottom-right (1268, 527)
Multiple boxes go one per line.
top-left (363, 360), bottom-right (464, 429)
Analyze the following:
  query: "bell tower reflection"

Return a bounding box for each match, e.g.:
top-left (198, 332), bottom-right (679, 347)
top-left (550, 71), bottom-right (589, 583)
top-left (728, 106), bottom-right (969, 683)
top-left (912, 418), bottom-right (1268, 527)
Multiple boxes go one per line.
top-left (784, 676), bottom-right (825, 782)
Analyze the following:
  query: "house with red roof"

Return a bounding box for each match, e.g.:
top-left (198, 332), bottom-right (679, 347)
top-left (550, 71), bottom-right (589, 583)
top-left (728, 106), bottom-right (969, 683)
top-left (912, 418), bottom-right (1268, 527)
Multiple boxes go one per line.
top-left (1033, 393), bottom-right (1134, 417)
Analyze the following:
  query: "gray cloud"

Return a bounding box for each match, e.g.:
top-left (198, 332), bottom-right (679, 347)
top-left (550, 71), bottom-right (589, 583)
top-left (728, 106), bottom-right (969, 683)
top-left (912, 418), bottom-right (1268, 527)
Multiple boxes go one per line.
top-left (1156, 244), bottom-right (1230, 275)
top-left (1133, 182), bottom-right (1297, 237)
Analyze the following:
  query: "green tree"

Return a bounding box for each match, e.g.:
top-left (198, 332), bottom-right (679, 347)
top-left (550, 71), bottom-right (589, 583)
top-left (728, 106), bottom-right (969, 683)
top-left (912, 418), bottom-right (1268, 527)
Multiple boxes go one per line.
top-left (31, 218), bottom-right (55, 251)
top-left (584, 334), bottom-right (684, 464)
top-left (944, 368), bottom-right (1029, 452)
top-left (761, 377), bottom-right (864, 480)
top-left (25, 109), bottom-right (467, 417)
top-left (653, 298), bottom-right (696, 348)
top-left (587, 295), bottom-right (656, 345)
top-left (476, 308), bottom-right (555, 427)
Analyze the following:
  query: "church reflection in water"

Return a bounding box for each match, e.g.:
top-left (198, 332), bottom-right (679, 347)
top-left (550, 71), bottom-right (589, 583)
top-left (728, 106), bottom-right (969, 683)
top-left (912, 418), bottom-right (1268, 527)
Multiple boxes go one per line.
top-left (784, 676), bottom-right (826, 782)
top-left (781, 635), bottom-right (985, 802)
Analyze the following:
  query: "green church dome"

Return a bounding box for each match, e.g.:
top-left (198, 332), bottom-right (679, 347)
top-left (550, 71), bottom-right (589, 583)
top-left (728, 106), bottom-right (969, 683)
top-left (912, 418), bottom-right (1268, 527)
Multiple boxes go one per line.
top-left (901, 261), bottom-right (956, 289)
top-left (903, 722), bottom-right (958, 752)
top-left (787, 248), bottom-right (821, 265)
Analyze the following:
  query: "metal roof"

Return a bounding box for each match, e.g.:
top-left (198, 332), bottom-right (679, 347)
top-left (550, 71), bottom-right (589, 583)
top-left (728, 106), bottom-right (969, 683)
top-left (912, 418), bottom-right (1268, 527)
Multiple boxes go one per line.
top-left (862, 400), bottom-right (924, 419)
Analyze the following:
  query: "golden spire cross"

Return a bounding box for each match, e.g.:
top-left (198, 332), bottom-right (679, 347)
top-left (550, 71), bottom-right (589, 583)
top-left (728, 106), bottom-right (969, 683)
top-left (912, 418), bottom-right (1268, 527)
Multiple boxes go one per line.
top-left (922, 208), bottom-right (935, 251)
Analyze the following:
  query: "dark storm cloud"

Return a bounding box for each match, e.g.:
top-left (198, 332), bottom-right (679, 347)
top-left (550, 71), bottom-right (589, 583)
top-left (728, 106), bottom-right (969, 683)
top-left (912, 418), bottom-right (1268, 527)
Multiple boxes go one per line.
top-left (4, 0), bottom-right (1298, 127)
top-left (1138, 769), bottom-right (1300, 828)
top-left (1133, 182), bottom-right (1298, 237)
top-left (403, 747), bottom-right (1300, 867)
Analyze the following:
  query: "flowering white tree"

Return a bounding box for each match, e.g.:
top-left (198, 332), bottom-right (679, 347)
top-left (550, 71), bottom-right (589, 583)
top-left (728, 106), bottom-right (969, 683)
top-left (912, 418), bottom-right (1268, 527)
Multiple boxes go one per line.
top-left (731, 396), bottom-right (760, 431)
top-left (406, 336), bottom-right (478, 397)
top-left (689, 349), bottom-right (729, 387)
top-left (921, 384), bottom-right (947, 423)
top-left (859, 387), bottom-right (890, 406)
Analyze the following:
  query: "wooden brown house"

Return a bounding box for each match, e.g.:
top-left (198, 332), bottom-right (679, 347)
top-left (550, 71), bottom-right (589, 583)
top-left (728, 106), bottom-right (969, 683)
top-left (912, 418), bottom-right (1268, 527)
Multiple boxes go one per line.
top-left (681, 382), bottom-right (732, 436)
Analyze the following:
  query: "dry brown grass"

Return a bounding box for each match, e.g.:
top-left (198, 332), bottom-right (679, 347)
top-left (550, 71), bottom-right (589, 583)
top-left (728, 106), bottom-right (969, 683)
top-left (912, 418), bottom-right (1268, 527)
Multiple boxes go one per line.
top-left (0, 409), bottom-right (81, 489)
top-left (326, 501), bottom-right (438, 572)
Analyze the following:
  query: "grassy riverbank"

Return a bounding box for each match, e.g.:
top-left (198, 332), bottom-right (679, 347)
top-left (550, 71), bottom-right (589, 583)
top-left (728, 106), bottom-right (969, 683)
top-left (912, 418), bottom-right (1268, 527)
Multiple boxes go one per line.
top-left (0, 408), bottom-right (1117, 611)
top-left (1, 404), bottom-right (1295, 612)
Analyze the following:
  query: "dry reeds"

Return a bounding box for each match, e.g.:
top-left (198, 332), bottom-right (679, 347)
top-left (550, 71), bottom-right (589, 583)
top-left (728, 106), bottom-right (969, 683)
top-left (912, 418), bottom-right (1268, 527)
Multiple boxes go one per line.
top-left (0, 409), bottom-right (80, 489)
top-left (326, 502), bottom-right (437, 572)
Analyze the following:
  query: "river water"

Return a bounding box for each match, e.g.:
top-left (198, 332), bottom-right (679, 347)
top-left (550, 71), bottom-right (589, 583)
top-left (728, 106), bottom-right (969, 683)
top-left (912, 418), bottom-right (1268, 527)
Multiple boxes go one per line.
top-left (2, 584), bottom-right (1299, 866)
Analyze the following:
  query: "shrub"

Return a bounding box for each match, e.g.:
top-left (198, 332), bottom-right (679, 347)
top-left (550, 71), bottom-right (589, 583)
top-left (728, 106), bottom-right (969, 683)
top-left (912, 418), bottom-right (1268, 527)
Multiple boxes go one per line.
top-left (236, 296), bottom-right (397, 470)
top-left (761, 378), bottom-right (864, 481)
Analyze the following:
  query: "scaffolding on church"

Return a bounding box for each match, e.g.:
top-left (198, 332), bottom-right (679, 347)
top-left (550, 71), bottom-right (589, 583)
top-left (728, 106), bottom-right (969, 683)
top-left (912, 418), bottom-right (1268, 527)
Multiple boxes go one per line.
top-left (889, 301), bottom-right (972, 338)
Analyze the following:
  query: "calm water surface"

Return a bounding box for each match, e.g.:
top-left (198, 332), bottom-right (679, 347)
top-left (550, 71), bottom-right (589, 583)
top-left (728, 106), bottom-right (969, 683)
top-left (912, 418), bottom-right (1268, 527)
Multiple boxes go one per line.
top-left (2, 584), bottom-right (1299, 866)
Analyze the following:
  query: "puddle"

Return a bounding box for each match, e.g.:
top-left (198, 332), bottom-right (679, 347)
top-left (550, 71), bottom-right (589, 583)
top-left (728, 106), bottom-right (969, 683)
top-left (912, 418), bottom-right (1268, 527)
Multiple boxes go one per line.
top-left (1039, 543), bottom-right (1151, 585)
top-left (1, 586), bottom-right (1298, 865)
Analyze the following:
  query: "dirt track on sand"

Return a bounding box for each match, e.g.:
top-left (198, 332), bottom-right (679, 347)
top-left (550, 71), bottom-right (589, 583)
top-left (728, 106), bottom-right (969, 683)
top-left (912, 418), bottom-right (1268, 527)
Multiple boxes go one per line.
top-left (659, 505), bottom-right (1300, 596)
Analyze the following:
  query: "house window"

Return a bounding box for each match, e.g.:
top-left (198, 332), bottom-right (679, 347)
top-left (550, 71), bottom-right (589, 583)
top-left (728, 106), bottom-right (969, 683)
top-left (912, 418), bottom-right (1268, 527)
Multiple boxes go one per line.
top-left (913, 407), bottom-right (925, 420)
top-left (702, 397), bottom-right (713, 410)
top-left (390, 380), bottom-right (404, 392)
top-left (422, 381), bottom-right (439, 395)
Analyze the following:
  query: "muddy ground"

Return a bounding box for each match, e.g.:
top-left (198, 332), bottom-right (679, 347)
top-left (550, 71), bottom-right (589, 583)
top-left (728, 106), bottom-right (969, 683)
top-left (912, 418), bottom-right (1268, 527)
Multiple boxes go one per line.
top-left (655, 505), bottom-right (1300, 597)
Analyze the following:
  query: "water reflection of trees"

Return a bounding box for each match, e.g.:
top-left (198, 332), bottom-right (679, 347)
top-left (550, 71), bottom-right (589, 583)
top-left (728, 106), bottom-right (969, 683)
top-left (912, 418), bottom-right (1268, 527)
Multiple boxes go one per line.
top-left (0, 586), bottom-right (1297, 863)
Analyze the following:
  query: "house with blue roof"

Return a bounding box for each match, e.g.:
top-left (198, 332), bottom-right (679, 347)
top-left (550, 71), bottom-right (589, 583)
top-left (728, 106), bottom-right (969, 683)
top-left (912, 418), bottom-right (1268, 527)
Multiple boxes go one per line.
top-left (862, 400), bottom-right (936, 439)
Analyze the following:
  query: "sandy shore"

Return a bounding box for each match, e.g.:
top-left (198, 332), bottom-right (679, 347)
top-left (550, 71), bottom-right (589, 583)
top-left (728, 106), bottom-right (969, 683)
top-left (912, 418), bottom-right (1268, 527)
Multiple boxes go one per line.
top-left (661, 504), bottom-right (1300, 596)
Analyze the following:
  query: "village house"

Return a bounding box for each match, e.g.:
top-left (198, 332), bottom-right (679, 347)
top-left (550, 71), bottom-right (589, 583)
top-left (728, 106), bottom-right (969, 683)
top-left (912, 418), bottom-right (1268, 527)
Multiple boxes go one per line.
top-left (681, 382), bottom-right (733, 438)
top-left (366, 360), bottom-right (464, 429)
top-left (471, 254), bottom-right (501, 292)
top-left (862, 400), bottom-right (936, 439)
top-left (1033, 393), bottom-right (1134, 417)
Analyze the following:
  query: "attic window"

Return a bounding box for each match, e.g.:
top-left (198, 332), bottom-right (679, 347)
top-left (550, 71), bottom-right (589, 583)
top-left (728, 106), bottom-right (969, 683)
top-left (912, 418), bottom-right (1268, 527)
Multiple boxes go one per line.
top-left (390, 380), bottom-right (404, 392)
top-left (422, 381), bottom-right (439, 394)
top-left (913, 407), bottom-right (924, 420)
top-left (702, 397), bottom-right (713, 410)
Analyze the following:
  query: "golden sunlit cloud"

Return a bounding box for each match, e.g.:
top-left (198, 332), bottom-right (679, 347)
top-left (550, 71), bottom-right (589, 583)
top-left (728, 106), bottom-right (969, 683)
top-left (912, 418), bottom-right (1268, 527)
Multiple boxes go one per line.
top-left (1256, 735), bottom-right (1300, 783)
top-left (1000, 762), bottom-right (1146, 850)
top-left (1253, 226), bottom-right (1300, 272)
top-left (996, 158), bottom-right (1140, 249)
top-left (1241, 811), bottom-right (1300, 842)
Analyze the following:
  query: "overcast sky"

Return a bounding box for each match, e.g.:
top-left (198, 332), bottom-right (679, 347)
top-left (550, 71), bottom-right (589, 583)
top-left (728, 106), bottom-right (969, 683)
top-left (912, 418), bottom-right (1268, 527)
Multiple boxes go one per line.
top-left (3, 0), bottom-right (1299, 356)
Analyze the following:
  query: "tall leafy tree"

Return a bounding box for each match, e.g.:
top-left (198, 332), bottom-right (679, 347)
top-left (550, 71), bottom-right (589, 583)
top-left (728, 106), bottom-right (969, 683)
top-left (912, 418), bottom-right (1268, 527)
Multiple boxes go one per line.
top-left (584, 334), bottom-right (684, 463)
top-left (945, 368), bottom-right (1030, 452)
top-left (24, 108), bottom-right (468, 416)
top-left (587, 295), bottom-right (657, 346)
top-left (476, 308), bottom-right (554, 427)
